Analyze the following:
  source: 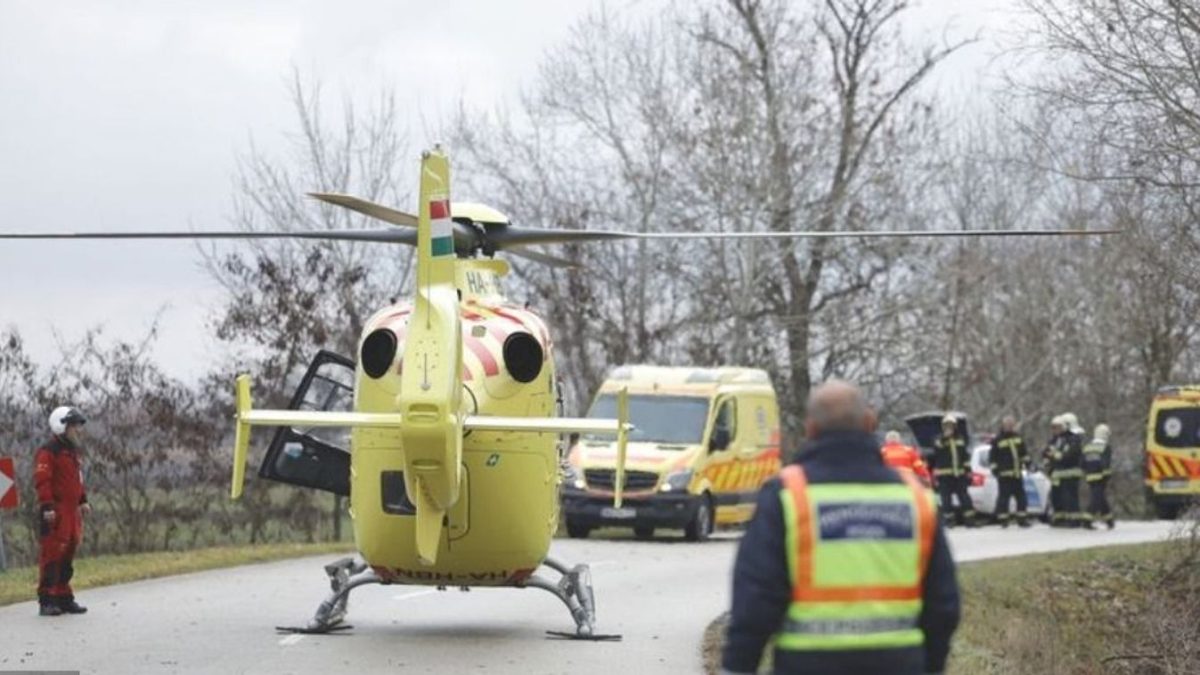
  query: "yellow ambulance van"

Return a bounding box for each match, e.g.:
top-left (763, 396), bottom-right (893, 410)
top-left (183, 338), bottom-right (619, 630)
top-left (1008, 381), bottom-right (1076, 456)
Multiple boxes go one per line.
top-left (1145, 385), bottom-right (1200, 519)
top-left (561, 365), bottom-right (781, 541)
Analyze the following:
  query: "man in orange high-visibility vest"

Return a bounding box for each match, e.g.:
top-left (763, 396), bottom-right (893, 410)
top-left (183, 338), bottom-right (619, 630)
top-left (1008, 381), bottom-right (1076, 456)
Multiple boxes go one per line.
top-left (881, 430), bottom-right (931, 485)
top-left (723, 381), bottom-right (960, 675)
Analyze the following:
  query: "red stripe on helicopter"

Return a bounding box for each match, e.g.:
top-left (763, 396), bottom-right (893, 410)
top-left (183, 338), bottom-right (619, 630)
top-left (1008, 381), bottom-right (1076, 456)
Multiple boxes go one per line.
top-left (487, 323), bottom-right (510, 344)
top-left (489, 307), bottom-right (550, 354)
top-left (465, 336), bottom-right (500, 376)
top-left (430, 199), bottom-right (450, 220)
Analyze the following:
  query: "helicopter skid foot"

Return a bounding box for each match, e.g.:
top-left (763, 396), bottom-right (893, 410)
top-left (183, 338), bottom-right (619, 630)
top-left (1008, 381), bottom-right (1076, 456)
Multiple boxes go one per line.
top-left (276, 558), bottom-right (379, 635)
top-left (524, 556), bottom-right (622, 642)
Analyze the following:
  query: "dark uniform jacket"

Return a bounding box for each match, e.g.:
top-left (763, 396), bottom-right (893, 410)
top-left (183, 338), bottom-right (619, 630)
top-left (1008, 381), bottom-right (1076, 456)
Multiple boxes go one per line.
top-left (1052, 432), bottom-right (1083, 478)
top-left (722, 431), bottom-right (961, 675)
top-left (988, 431), bottom-right (1029, 478)
top-left (932, 433), bottom-right (971, 477)
top-left (1082, 440), bottom-right (1112, 479)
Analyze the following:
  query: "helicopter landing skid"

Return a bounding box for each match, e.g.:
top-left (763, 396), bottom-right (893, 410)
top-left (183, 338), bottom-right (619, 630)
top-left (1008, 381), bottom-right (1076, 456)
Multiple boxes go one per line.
top-left (522, 556), bottom-right (622, 642)
top-left (276, 556), bottom-right (380, 635)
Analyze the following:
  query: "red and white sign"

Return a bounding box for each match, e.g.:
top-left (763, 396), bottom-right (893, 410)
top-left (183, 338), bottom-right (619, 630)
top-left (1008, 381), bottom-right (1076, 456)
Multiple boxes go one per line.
top-left (0, 457), bottom-right (17, 510)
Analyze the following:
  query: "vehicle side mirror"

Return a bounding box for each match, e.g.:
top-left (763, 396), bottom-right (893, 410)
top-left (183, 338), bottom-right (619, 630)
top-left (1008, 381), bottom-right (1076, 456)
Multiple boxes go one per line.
top-left (710, 427), bottom-right (731, 452)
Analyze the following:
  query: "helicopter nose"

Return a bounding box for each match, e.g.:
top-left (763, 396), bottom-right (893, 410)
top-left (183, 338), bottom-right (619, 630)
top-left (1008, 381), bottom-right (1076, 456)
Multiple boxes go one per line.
top-left (361, 328), bottom-right (399, 379)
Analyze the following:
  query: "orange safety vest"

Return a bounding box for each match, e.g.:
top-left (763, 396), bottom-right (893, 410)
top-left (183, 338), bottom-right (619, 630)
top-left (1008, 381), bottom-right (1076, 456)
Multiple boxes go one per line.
top-left (775, 465), bottom-right (938, 650)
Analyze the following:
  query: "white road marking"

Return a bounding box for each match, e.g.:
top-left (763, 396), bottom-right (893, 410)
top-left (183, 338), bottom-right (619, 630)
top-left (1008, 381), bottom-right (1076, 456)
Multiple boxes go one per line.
top-left (278, 634), bottom-right (305, 647)
top-left (392, 589), bottom-right (439, 601)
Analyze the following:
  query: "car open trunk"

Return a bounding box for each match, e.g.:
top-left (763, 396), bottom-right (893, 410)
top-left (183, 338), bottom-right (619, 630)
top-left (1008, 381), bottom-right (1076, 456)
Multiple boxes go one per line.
top-left (904, 411), bottom-right (970, 451)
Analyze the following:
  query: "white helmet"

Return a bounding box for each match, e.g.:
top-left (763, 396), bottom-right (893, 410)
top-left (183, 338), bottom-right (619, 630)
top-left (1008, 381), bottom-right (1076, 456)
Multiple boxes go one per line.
top-left (884, 430), bottom-right (902, 443)
top-left (1094, 424), bottom-right (1110, 442)
top-left (1050, 415), bottom-right (1065, 428)
top-left (1061, 412), bottom-right (1084, 434)
top-left (941, 414), bottom-right (957, 426)
top-left (49, 406), bottom-right (87, 435)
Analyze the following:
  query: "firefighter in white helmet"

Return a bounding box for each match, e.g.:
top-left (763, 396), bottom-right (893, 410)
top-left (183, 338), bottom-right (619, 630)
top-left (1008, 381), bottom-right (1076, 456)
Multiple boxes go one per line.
top-left (1082, 423), bottom-right (1115, 529)
top-left (932, 414), bottom-right (975, 526)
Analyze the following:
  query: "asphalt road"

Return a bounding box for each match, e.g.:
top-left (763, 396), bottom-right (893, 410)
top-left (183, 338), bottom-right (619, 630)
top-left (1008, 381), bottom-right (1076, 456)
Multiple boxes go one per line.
top-left (0, 520), bottom-right (1181, 675)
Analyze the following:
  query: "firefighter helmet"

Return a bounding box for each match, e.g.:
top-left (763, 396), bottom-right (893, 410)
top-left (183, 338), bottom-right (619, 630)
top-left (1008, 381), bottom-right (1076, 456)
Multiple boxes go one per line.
top-left (49, 406), bottom-right (87, 435)
top-left (1094, 423), bottom-right (1110, 441)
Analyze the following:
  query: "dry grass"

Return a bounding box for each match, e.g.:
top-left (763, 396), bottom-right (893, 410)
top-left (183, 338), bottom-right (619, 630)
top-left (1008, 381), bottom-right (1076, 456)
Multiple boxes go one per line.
top-left (0, 541), bottom-right (353, 607)
top-left (700, 528), bottom-right (1200, 675)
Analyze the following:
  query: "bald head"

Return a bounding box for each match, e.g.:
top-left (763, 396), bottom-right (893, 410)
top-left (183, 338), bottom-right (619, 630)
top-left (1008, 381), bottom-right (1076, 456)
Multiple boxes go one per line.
top-left (805, 379), bottom-right (876, 438)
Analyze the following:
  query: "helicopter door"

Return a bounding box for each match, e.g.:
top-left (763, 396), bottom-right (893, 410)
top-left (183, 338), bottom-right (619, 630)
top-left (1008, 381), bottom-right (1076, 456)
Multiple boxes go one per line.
top-left (257, 350), bottom-right (356, 496)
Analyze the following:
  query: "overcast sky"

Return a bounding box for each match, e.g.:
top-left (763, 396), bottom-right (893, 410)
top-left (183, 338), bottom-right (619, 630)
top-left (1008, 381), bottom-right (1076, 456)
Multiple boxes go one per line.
top-left (0, 0), bottom-right (1023, 381)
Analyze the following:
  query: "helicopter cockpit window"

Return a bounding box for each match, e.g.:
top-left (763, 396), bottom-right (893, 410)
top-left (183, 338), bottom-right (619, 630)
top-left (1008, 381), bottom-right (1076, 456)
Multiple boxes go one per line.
top-left (585, 394), bottom-right (710, 446)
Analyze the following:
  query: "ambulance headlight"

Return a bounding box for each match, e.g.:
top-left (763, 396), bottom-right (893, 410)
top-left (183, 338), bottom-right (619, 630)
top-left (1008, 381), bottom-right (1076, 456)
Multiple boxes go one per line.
top-left (661, 469), bottom-right (693, 492)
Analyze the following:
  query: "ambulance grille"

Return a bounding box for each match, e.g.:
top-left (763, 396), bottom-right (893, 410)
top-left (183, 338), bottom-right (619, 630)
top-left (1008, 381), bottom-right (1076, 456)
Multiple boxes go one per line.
top-left (584, 469), bottom-right (659, 491)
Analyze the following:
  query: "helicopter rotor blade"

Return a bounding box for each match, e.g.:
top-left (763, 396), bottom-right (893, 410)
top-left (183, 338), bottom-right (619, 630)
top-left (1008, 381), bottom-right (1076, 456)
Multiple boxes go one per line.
top-left (506, 247), bottom-right (581, 268)
top-left (0, 228), bottom-right (419, 244)
top-left (308, 193), bottom-right (419, 228)
top-left (485, 225), bottom-right (1120, 250)
top-left (622, 228), bottom-right (1123, 239)
top-left (311, 192), bottom-right (485, 251)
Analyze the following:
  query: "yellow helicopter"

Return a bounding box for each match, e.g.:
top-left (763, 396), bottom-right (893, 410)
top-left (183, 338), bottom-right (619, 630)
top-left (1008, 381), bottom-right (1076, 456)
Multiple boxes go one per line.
top-left (0, 146), bottom-right (1116, 639)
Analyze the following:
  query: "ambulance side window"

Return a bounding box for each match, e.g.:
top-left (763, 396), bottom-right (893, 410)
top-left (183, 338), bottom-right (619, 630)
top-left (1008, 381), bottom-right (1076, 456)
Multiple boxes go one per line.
top-left (710, 398), bottom-right (736, 452)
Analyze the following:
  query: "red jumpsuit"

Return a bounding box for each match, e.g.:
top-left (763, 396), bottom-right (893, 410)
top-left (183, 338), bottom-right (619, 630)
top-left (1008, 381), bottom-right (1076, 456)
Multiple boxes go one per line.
top-left (34, 435), bottom-right (87, 606)
top-left (881, 440), bottom-right (932, 484)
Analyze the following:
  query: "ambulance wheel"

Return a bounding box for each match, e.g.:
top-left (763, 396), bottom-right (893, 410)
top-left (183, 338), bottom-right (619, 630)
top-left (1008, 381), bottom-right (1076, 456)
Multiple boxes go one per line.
top-left (633, 525), bottom-right (655, 540)
top-left (685, 495), bottom-right (713, 542)
top-left (566, 519), bottom-right (592, 539)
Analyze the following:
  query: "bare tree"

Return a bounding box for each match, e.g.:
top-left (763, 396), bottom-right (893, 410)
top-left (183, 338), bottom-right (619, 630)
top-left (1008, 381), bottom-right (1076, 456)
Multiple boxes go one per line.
top-left (203, 71), bottom-right (413, 400)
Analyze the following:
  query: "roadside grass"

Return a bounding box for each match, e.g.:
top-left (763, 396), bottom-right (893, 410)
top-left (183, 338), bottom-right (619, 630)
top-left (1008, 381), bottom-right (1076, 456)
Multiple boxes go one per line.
top-left (0, 541), bottom-right (353, 607)
top-left (702, 539), bottom-right (1193, 674)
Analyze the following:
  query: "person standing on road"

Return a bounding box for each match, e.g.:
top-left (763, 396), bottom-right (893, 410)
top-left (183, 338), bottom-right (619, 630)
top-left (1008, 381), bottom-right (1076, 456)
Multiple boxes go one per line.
top-left (1043, 416), bottom-right (1065, 527)
top-left (881, 430), bottom-right (931, 485)
top-left (1054, 413), bottom-right (1086, 527)
top-left (34, 406), bottom-right (91, 616)
top-left (988, 416), bottom-right (1031, 528)
top-left (932, 415), bottom-right (975, 527)
top-left (1082, 423), bottom-right (1115, 529)
top-left (723, 380), bottom-right (960, 675)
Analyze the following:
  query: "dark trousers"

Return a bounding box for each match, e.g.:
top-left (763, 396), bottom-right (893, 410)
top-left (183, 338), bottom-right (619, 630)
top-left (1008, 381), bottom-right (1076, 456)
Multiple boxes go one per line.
top-left (1087, 477), bottom-right (1113, 523)
top-left (1059, 477), bottom-right (1081, 524)
top-left (1049, 479), bottom-right (1061, 522)
top-left (994, 476), bottom-right (1028, 522)
top-left (937, 475), bottom-right (975, 523)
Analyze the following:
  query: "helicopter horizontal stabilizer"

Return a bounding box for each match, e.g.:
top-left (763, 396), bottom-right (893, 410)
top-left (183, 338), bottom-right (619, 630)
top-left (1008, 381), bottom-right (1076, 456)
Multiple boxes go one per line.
top-left (230, 374), bottom-right (407, 499)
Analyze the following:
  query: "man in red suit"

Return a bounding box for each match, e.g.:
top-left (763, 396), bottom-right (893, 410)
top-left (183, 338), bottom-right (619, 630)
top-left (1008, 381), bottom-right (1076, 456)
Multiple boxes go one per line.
top-left (34, 406), bottom-right (91, 616)
top-left (881, 430), bottom-right (931, 485)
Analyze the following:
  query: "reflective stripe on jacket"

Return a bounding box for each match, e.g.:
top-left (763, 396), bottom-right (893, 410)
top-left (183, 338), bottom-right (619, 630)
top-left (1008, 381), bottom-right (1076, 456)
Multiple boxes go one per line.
top-left (1082, 440), bottom-right (1112, 481)
top-left (932, 435), bottom-right (970, 477)
top-left (775, 464), bottom-right (937, 652)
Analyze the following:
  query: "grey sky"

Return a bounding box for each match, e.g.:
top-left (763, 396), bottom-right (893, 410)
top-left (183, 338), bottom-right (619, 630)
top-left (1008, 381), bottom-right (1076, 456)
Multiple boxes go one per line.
top-left (0, 0), bottom-right (1021, 381)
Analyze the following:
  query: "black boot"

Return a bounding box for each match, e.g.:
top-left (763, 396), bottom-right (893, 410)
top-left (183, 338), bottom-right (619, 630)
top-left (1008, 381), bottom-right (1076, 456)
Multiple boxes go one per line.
top-left (1106, 517), bottom-right (1115, 530)
top-left (60, 598), bottom-right (88, 614)
top-left (39, 603), bottom-right (63, 616)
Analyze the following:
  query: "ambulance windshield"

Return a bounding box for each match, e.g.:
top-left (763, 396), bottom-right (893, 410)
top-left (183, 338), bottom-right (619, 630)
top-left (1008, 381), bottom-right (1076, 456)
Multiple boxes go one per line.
top-left (586, 394), bottom-right (710, 445)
